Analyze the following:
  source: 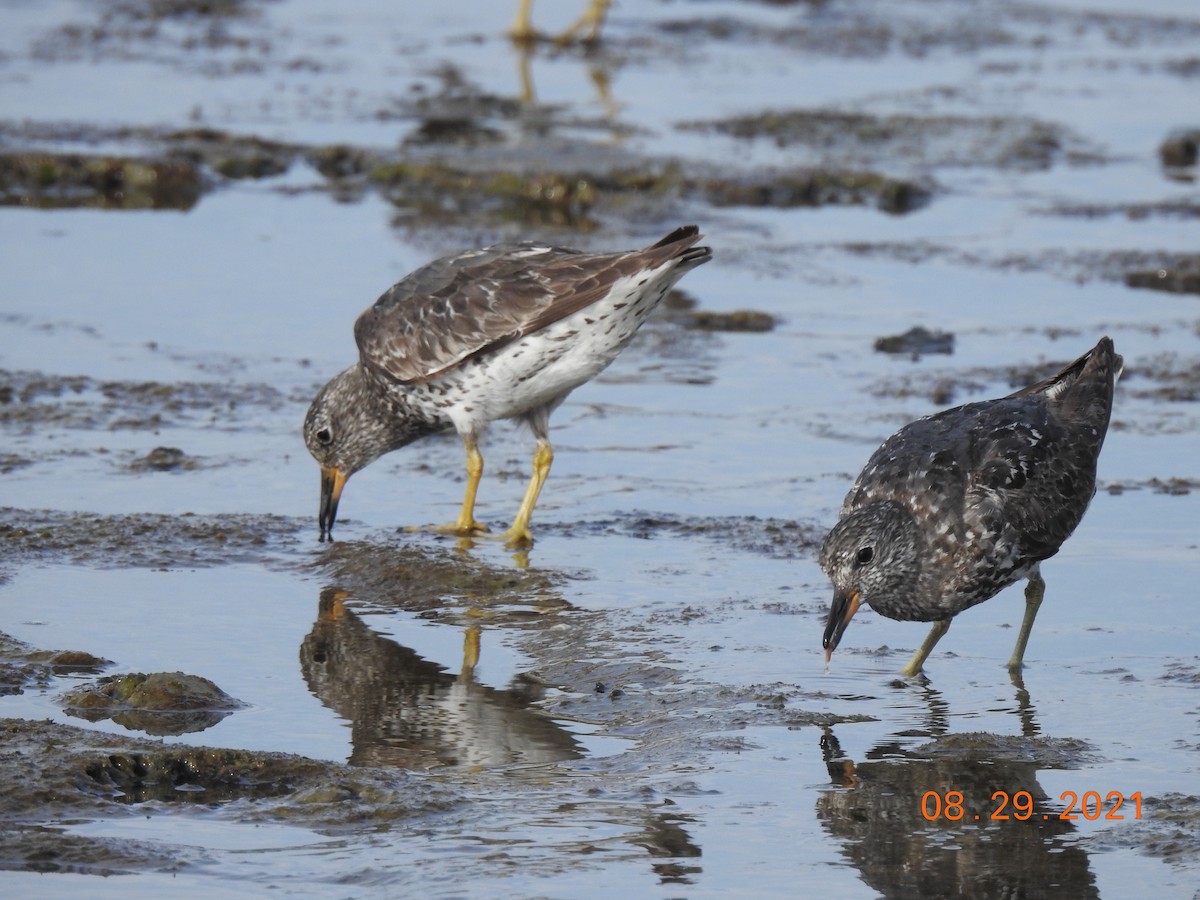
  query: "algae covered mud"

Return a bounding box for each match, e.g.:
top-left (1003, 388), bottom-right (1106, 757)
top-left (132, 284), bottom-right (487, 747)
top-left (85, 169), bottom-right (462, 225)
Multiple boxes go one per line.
top-left (2, 0), bottom-right (1199, 896)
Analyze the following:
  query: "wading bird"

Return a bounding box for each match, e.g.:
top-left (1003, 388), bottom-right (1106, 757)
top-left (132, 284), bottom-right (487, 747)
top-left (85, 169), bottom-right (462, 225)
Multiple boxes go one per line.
top-left (304, 226), bottom-right (712, 546)
top-left (820, 337), bottom-right (1121, 676)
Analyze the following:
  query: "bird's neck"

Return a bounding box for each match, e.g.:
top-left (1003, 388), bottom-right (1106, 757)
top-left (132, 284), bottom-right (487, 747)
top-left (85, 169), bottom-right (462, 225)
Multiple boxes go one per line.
top-left (354, 365), bottom-right (447, 449)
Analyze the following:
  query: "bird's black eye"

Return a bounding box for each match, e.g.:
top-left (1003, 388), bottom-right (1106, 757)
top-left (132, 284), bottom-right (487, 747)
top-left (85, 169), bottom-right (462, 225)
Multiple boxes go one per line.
top-left (316, 427), bottom-right (333, 445)
top-left (856, 546), bottom-right (874, 565)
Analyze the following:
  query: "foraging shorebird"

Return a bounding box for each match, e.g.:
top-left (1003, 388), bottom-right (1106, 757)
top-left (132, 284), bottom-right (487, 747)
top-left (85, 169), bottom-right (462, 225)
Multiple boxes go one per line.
top-left (304, 226), bottom-right (712, 546)
top-left (820, 337), bottom-right (1121, 676)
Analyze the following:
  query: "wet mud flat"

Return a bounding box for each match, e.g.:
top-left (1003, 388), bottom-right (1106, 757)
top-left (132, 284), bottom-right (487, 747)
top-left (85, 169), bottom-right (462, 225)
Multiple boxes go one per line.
top-left (2, 0), bottom-right (1200, 895)
top-left (0, 510), bottom-right (847, 883)
top-left (2, 507), bottom-right (1199, 894)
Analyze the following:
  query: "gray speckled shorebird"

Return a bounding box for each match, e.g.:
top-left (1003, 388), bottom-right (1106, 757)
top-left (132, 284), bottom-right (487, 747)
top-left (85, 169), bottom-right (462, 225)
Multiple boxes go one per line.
top-left (304, 226), bottom-right (712, 546)
top-left (820, 337), bottom-right (1121, 677)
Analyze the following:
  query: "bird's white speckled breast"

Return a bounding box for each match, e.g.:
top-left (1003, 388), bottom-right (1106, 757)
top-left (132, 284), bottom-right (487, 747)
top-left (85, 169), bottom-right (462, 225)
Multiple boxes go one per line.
top-left (401, 263), bottom-right (677, 437)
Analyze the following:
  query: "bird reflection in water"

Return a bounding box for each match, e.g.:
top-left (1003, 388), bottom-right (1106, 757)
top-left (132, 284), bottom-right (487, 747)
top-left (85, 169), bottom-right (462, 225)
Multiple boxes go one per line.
top-left (636, 808), bottom-right (703, 885)
top-left (816, 683), bottom-right (1098, 899)
top-left (507, 1), bottom-right (620, 120)
top-left (300, 588), bottom-right (582, 770)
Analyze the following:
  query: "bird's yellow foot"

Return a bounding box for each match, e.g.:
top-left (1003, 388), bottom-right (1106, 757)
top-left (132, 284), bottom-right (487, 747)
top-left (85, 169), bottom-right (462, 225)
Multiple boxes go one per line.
top-left (471, 528), bottom-right (533, 550)
top-left (493, 524), bottom-right (534, 549)
top-left (405, 521), bottom-right (491, 537)
top-left (898, 661), bottom-right (927, 679)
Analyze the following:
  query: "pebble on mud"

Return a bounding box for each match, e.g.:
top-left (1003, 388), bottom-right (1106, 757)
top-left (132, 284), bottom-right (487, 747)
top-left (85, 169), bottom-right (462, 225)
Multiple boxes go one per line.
top-left (874, 326), bottom-right (955, 358)
top-left (1159, 129), bottom-right (1200, 169)
top-left (127, 446), bottom-right (199, 472)
top-left (686, 310), bottom-right (777, 332)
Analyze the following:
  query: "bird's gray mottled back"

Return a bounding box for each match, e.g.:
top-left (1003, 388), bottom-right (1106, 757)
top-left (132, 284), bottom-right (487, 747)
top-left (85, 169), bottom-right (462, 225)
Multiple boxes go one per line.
top-left (353, 227), bottom-right (710, 386)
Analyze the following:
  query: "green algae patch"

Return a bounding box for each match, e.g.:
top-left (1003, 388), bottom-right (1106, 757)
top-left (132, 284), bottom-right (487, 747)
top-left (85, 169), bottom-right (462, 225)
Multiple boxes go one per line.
top-left (0, 153), bottom-right (202, 210)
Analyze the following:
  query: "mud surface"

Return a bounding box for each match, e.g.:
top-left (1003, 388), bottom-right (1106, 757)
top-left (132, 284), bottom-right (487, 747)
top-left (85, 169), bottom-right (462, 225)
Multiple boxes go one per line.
top-left (0, 717), bottom-right (460, 875)
top-left (2, 0), bottom-right (1198, 896)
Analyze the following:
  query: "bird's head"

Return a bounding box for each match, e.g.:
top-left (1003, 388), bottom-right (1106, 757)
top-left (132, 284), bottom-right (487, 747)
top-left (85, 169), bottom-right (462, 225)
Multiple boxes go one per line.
top-left (818, 500), bottom-right (922, 663)
top-left (303, 366), bottom-right (425, 542)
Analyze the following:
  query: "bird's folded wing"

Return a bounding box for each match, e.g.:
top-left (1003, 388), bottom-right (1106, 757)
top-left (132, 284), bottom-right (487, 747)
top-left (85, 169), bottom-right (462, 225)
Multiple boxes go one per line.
top-left (354, 245), bottom-right (654, 385)
top-left (962, 408), bottom-right (1089, 563)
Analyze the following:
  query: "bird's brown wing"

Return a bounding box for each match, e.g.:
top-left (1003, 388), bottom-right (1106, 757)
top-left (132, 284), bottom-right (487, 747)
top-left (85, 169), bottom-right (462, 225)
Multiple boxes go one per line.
top-left (354, 226), bottom-right (707, 385)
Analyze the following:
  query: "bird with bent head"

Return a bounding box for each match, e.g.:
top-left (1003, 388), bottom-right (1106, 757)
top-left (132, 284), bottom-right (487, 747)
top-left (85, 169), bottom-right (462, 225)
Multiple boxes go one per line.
top-left (820, 337), bottom-right (1121, 677)
top-left (303, 226), bottom-right (712, 547)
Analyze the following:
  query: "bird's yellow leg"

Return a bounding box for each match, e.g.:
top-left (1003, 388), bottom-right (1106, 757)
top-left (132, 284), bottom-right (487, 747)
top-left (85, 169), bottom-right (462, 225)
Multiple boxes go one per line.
top-left (900, 618), bottom-right (952, 678)
top-left (515, 47), bottom-right (535, 103)
top-left (461, 625), bottom-right (481, 680)
top-left (416, 437), bottom-right (489, 536)
top-left (508, 0), bottom-right (537, 42)
top-left (500, 438), bottom-right (553, 547)
top-left (557, 0), bottom-right (611, 43)
top-left (510, 0), bottom-right (610, 45)
top-left (1007, 570), bottom-right (1045, 671)
top-left (453, 439), bottom-right (490, 535)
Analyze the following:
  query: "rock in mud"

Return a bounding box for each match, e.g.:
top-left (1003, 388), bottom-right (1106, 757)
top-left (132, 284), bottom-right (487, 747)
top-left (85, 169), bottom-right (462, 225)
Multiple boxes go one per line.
top-left (62, 671), bottom-right (244, 736)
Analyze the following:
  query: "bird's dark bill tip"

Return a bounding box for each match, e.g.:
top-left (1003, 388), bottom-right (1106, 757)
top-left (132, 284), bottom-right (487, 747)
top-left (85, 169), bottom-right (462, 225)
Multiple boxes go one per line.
top-left (822, 589), bottom-right (862, 658)
top-left (318, 466), bottom-right (347, 544)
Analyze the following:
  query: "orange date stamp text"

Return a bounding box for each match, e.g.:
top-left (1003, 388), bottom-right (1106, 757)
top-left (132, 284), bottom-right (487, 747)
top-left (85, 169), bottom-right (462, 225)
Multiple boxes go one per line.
top-left (920, 790), bottom-right (1143, 822)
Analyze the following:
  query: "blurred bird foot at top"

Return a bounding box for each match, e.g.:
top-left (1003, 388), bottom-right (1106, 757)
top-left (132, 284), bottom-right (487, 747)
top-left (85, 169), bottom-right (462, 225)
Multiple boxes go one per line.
top-left (509, 0), bottom-right (612, 45)
top-left (820, 337), bottom-right (1121, 677)
top-left (304, 226), bottom-right (711, 544)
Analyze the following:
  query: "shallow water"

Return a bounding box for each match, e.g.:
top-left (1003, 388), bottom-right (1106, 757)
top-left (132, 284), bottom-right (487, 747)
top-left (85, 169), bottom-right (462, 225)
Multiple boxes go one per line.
top-left (2, 0), bottom-right (1199, 896)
